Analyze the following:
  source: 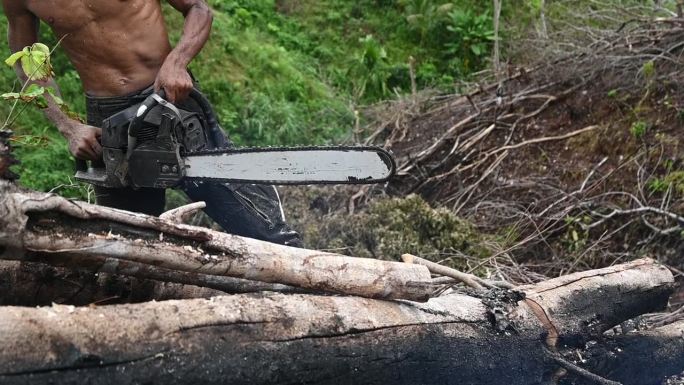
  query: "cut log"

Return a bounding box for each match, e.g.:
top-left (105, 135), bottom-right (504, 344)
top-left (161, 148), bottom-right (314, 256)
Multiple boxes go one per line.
top-left (0, 258), bottom-right (676, 385)
top-left (0, 187), bottom-right (435, 301)
top-left (511, 258), bottom-right (675, 345)
top-left (20, 253), bottom-right (303, 296)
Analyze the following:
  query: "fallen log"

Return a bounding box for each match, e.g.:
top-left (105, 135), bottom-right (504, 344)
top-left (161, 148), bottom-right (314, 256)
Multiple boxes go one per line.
top-left (0, 184), bottom-right (435, 301)
top-left (0, 258), bottom-right (677, 385)
top-left (588, 320), bottom-right (684, 384)
top-left (0, 259), bottom-right (295, 306)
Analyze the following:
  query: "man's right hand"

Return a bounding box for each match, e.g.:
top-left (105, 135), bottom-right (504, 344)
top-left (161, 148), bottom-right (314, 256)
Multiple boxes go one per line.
top-left (64, 123), bottom-right (102, 161)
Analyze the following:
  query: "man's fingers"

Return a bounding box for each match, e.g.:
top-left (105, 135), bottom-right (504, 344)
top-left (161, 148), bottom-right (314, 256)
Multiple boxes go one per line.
top-left (178, 88), bottom-right (191, 102)
top-left (76, 147), bottom-right (95, 161)
top-left (90, 139), bottom-right (103, 157)
top-left (163, 87), bottom-right (175, 103)
top-left (94, 126), bottom-right (103, 139)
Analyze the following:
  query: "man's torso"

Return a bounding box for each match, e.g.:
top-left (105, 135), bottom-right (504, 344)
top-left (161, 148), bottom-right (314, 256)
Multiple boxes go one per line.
top-left (25, 0), bottom-right (172, 96)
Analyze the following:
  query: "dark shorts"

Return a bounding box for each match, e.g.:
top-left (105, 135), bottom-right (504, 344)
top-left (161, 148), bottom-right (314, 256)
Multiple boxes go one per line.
top-left (84, 85), bottom-right (302, 247)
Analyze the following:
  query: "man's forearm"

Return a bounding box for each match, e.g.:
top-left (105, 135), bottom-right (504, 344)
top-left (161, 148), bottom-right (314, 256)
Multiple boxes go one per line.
top-left (15, 71), bottom-right (102, 160)
top-left (43, 91), bottom-right (77, 137)
top-left (165, 2), bottom-right (212, 68)
top-left (20, 75), bottom-right (77, 137)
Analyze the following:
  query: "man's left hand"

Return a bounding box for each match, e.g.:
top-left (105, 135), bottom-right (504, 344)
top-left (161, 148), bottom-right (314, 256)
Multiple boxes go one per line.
top-left (154, 58), bottom-right (192, 103)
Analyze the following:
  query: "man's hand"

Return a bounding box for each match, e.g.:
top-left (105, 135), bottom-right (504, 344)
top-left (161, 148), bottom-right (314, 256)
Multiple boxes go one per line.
top-left (156, 0), bottom-right (212, 103)
top-left (64, 122), bottom-right (102, 161)
top-left (154, 56), bottom-right (193, 103)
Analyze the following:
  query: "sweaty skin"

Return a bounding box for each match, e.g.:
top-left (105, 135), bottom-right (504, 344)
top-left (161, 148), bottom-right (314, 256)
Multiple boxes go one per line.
top-left (2, 0), bottom-right (212, 160)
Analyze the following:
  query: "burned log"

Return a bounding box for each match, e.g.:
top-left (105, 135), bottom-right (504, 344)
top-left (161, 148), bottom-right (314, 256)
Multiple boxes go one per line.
top-left (0, 259), bottom-right (677, 385)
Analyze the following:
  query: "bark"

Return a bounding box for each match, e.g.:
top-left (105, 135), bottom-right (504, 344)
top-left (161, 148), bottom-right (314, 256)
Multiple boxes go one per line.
top-left (0, 187), bottom-right (434, 301)
top-left (511, 258), bottom-right (674, 345)
top-left (0, 260), bottom-right (225, 306)
top-left (0, 258), bottom-right (677, 385)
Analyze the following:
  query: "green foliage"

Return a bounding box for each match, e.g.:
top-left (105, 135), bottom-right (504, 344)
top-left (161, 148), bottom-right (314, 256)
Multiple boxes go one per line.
top-left (348, 35), bottom-right (392, 100)
top-left (300, 194), bottom-right (496, 267)
top-left (0, 18), bottom-right (87, 196)
top-left (641, 60), bottom-right (656, 79)
top-left (175, 1), bottom-right (354, 145)
top-left (630, 120), bottom-right (648, 139)
top-left (4, 42), bottom-right (53, 81)
top-left (444, 8), bottom-right (496, 75)
top-left (562, 215), bottom-right (590, 252)
top-left (649, 171), bottom-right (684, 196)
top-left (403, 0), bottom-right (455, 43)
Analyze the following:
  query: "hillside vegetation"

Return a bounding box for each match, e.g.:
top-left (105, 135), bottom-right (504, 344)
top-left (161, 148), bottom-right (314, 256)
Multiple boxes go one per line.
top-left (0, 0), bottom-right (507, 195)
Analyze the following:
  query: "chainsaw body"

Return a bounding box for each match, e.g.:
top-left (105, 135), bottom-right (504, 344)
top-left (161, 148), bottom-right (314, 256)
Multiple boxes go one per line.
top-left (78, 91), bottom-right (210, 189)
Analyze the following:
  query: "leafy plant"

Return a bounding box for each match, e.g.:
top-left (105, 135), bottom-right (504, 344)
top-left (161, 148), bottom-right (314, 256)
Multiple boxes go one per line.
top-left (348, 35), bottom-right (392, 101)
top-left (649, 171), bottom-right (684, 196)
top-left (402, 0), bottom-right (454, 43)
top-left (4, 42), bottom-right (53, 81)
top-left (444, 8), bottom-right (495, 75)
top-left (630, 120), bottom-right (648, 139)
top-left (562, 215), bottom-right (590, 252)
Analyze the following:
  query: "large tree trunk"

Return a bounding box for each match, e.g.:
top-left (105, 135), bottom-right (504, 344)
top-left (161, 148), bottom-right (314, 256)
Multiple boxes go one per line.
top-left (588, 320), bottom-right (684, 384)
top-left (0, 259), bottom-right (677, 385)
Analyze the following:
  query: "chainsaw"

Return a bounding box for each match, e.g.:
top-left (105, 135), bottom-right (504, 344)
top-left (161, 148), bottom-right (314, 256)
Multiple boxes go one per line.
top-left (75, 90), bottom-right (395, 188)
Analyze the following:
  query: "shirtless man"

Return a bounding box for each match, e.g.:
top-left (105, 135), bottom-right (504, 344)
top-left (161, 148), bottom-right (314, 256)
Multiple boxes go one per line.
top-left (3, 0), bottom-right (302, 246)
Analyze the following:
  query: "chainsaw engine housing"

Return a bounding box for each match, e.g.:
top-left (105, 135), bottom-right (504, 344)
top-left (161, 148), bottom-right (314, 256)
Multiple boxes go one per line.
top-left (78, 92), bottom-right (210, 189)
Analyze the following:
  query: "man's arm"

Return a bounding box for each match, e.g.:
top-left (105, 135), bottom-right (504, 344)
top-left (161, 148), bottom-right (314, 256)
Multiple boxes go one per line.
top-left (155, 0), bottom-right (213, 103)
top-left (2, 0), bottom-right (102, 160)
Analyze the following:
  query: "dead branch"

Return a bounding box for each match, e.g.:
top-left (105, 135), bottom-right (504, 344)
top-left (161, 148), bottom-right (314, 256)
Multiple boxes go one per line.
top-left (159, 201), bottom-right (206, 223)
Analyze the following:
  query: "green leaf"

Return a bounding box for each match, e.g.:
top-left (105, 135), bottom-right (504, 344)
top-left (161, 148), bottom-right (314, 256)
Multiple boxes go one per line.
top-left (33, 95), bottom-right (48, 109)
top-left (23, 83), bottom-right (45, 98)
top-left (45, 86), bottom-right (64, 105)
top-left (19, 43), bottom-right (53, 81)
top-left (642, 60), bottom-right (656, 78)
top-left (4, 50), bottom-right (26, 67)
top-left (1, 92), bottom-right (21, 100)
top-left (31, 42), bottom-right (50, 55)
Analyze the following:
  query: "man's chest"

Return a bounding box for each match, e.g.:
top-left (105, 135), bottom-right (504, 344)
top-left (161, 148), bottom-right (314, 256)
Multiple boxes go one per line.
top-left (25, 0), bottom-right (148, 33)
